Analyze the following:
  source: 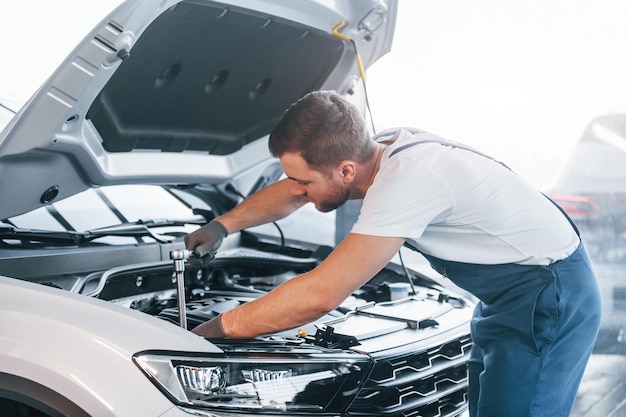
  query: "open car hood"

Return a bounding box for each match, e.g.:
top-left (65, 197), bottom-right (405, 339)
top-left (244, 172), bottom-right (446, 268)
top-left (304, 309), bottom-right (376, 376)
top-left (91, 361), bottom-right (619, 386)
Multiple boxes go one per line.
top-left (0, 0), bottom-right (397, 220)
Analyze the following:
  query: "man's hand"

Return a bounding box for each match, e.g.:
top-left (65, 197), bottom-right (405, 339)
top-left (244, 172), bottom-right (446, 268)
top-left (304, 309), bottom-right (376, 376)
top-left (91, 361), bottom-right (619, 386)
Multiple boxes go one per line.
top-left (192, 314), bottom-right (228, 338)
top-left (184, 220), bottom-right (228, 265)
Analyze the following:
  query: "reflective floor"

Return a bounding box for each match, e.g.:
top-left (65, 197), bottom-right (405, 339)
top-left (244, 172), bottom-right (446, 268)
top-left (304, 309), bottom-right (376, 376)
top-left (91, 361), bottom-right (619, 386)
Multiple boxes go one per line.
top-left (572, 354), bottom-right (626, 416)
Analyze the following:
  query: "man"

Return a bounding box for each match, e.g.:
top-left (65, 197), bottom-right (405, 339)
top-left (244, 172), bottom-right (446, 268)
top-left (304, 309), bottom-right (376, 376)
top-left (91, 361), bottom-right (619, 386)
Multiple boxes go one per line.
top-left (185, 90), bottom-right (601, 417)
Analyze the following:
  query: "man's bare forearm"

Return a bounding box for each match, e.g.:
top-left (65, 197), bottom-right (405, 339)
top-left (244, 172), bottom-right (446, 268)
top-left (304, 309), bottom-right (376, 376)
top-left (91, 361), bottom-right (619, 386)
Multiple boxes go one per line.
top-left (217, 234), bottom-right (406, 338)
top-left (216, 178), bottom-right (308, 234)
top-left (220, 272), bottom-right (329, 337)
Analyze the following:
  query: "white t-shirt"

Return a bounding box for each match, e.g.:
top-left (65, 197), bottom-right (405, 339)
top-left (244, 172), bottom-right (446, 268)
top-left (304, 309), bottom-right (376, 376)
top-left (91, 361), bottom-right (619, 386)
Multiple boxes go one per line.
top-left (351, 129), bottom-right (580, 265)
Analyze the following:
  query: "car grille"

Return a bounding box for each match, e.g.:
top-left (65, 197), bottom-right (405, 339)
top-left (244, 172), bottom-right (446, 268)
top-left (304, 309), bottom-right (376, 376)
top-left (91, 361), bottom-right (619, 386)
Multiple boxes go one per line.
top-left (349, 334), bottom-right (472, 417)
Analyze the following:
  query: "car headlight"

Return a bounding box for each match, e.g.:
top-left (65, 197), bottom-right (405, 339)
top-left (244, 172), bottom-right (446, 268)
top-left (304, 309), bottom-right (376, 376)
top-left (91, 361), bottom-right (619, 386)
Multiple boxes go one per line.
top-left (133, 349), bottom-right (373, 414)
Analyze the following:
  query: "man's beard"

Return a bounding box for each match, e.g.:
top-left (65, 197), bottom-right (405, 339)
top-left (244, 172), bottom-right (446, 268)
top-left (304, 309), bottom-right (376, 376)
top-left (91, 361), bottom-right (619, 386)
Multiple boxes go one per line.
top-left (315, 181), bottom-right (351, 213)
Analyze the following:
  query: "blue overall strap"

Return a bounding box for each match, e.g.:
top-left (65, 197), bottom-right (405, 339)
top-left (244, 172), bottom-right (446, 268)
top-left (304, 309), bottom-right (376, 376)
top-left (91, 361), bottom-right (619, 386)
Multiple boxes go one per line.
top-left (378, 127), bottom-right (512, 170)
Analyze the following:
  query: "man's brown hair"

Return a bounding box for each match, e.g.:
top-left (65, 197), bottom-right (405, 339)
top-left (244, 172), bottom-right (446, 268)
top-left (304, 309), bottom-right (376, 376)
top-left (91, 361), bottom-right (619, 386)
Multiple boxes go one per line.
top-left (269, 91), bottom-right (375, 170)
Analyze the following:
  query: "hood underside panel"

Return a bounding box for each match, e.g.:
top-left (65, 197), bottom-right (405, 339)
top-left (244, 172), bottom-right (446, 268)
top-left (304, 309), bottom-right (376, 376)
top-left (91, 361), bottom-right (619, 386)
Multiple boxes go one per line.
top-left (88, 0), bottom-right (344, 155)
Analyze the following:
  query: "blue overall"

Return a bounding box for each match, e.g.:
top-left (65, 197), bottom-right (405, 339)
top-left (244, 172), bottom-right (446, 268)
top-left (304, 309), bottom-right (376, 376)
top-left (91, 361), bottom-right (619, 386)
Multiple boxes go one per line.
top-left (421, 244), bottom-right (601, 417)
top-left (382, 130), bottom-right (603, 416)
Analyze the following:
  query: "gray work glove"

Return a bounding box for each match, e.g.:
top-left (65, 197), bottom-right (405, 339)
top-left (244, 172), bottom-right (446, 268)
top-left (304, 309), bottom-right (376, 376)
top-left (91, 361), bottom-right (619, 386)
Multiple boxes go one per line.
top-left (184, 220), bottom-right (228, 266)
top-left (192, 314), bottom-right (228, 338)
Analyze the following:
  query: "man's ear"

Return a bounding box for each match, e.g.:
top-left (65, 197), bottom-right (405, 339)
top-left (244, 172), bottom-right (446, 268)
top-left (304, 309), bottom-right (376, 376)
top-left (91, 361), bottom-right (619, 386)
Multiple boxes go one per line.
top-left (338, 161), bottom-right (356, 183)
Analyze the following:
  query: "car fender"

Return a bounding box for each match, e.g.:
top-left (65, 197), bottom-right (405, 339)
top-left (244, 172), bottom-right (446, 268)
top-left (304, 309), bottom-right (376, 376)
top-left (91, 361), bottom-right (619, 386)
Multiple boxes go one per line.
top-left (0, 276), bottom-right (219, 416)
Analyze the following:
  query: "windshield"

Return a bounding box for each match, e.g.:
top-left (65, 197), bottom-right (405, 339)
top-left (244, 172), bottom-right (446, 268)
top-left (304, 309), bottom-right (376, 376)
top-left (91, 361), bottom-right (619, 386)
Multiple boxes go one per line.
top-left (3, 185), bottom-right (203, 245)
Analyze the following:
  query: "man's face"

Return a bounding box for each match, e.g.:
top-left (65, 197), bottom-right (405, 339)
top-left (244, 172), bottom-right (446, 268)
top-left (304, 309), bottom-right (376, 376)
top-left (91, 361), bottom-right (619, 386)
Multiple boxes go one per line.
top-left (280, 152), bottom-right (351, 213)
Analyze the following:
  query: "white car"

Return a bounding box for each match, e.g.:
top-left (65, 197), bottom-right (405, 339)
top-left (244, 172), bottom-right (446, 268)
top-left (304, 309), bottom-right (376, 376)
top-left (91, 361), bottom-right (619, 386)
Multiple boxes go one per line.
top-left (0, 1), bottom-right (473, 416)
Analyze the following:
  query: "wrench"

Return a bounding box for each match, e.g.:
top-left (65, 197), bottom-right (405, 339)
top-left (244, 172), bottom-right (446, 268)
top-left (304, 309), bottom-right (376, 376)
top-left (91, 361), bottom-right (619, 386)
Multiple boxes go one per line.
top-left (170, 249), bottom-right (193, 329)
